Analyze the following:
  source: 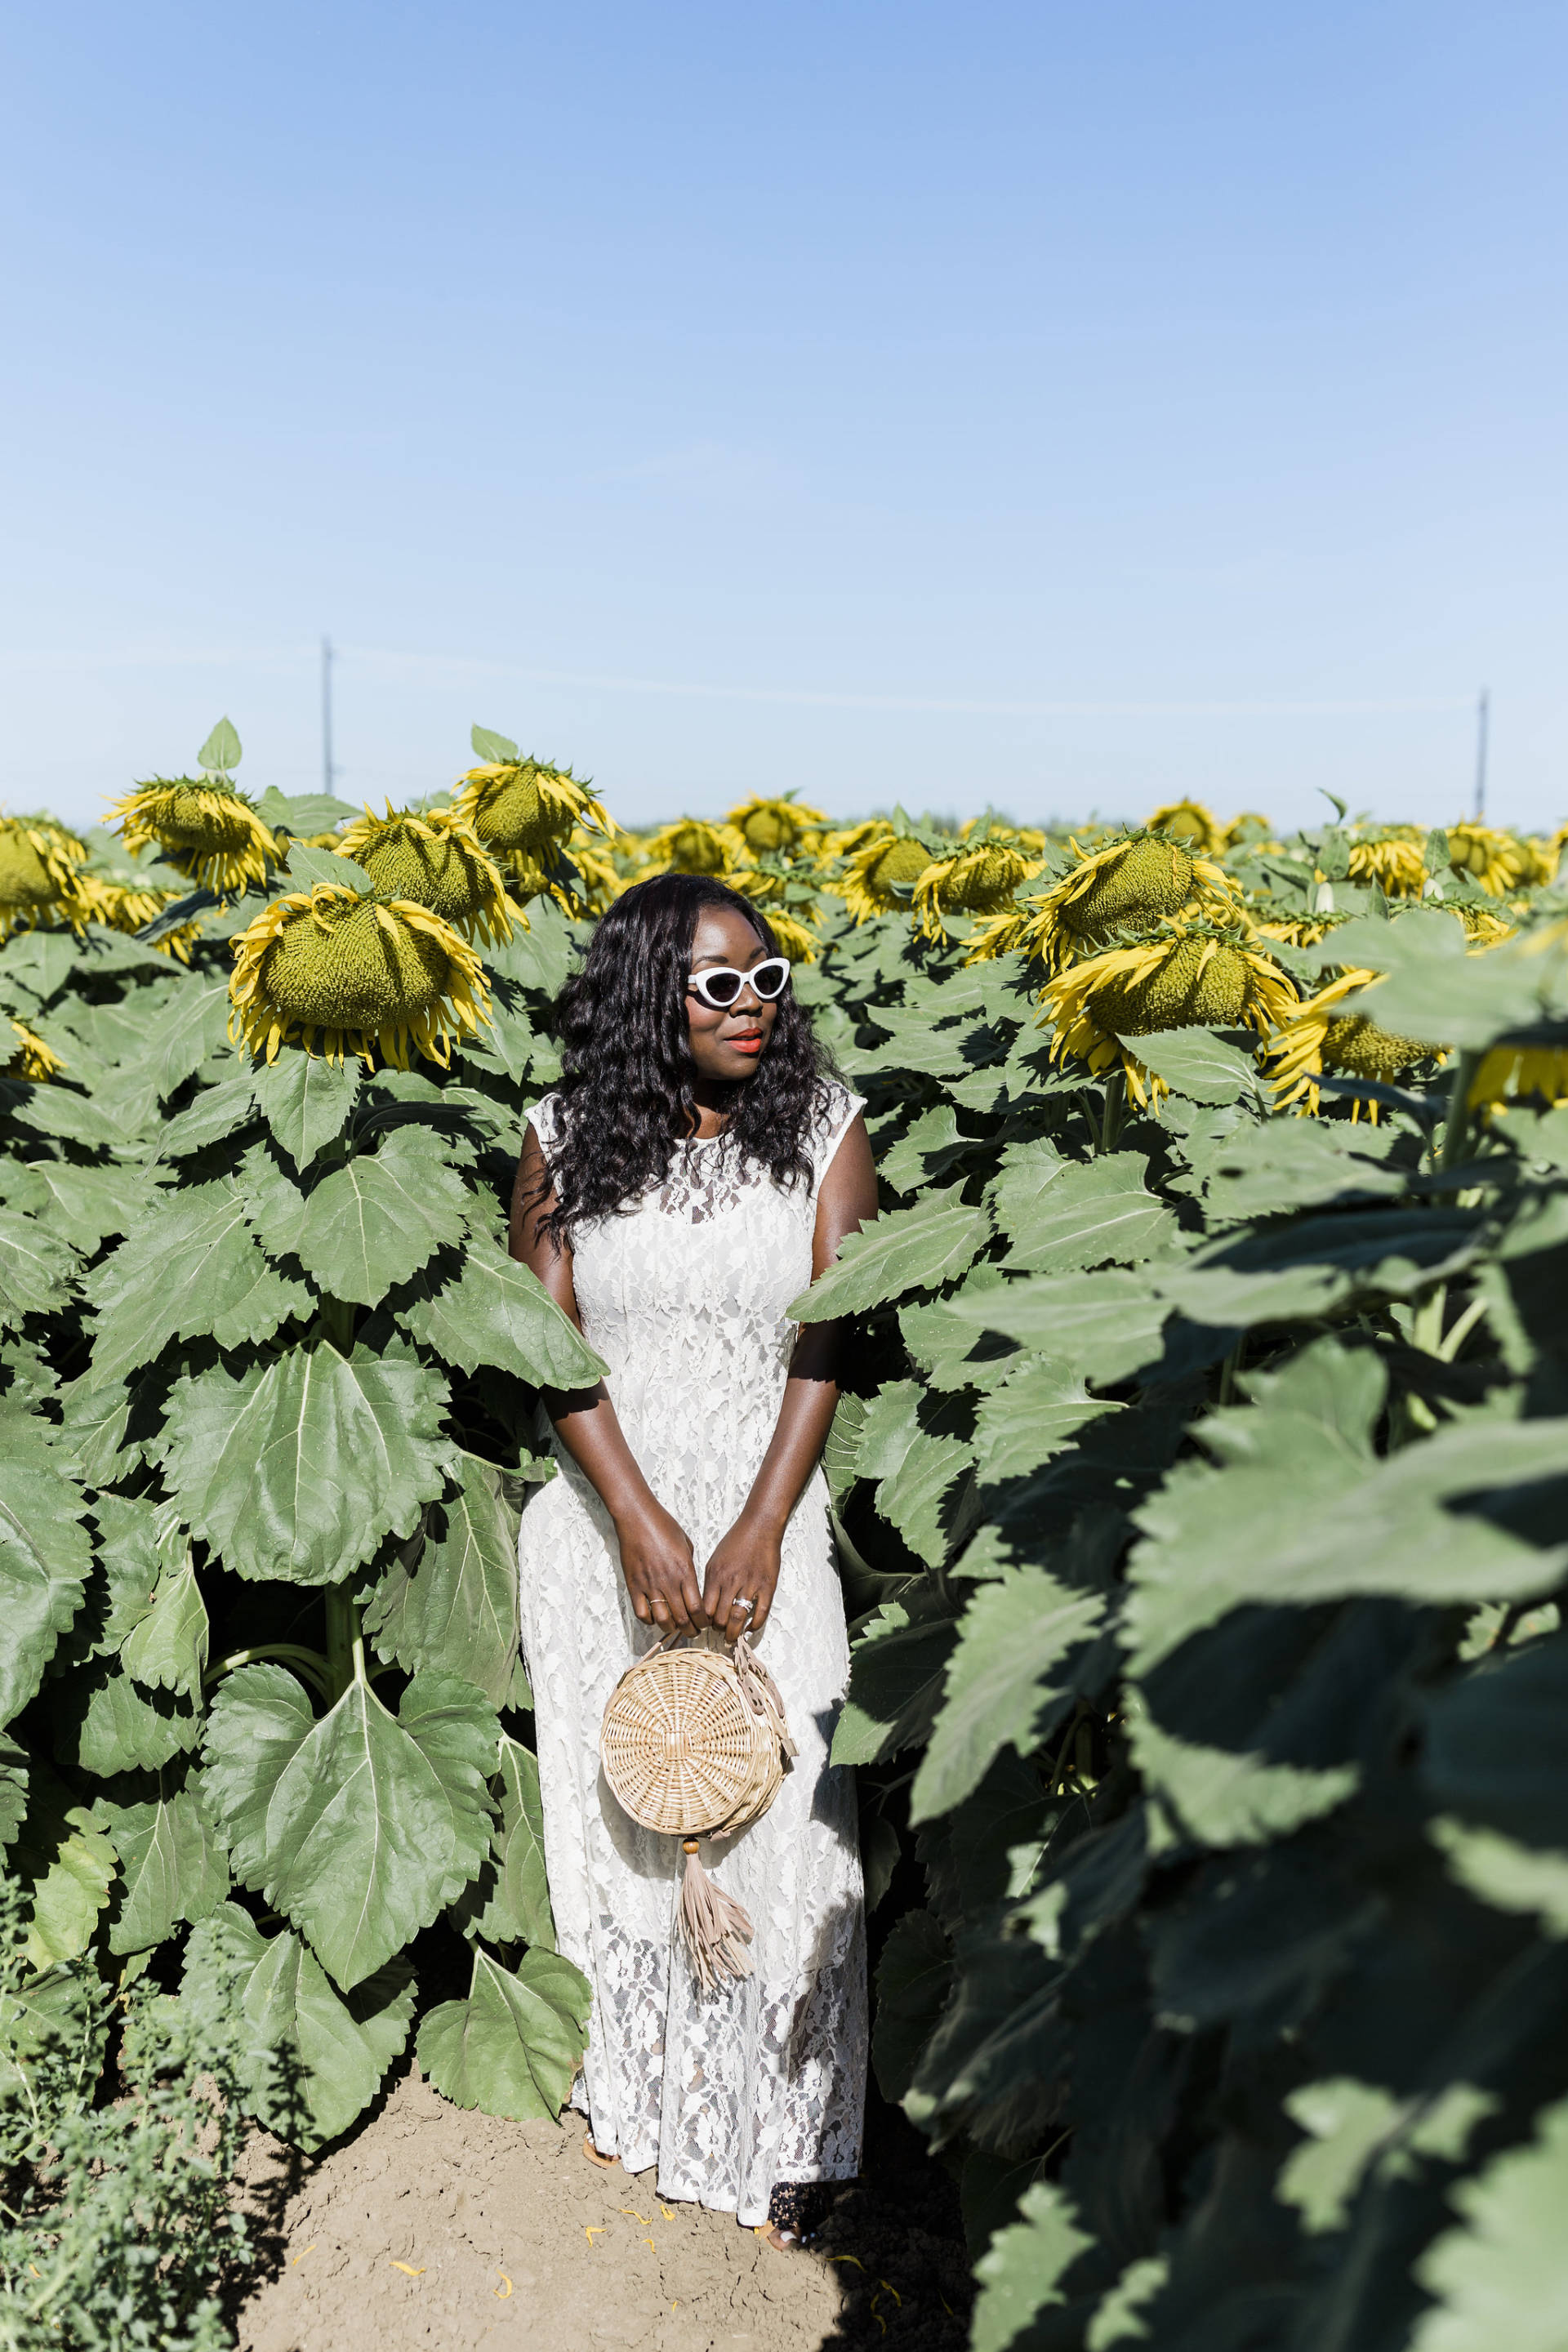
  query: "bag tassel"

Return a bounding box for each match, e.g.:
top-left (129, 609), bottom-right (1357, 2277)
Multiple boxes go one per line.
top-left (677, 1838), bottom-right (755, 1993)
top-left (733, 1636), bottom-right (800, 1761)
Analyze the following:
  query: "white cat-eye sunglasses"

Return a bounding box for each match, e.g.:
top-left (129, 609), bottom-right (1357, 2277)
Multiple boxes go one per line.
top-left (685, 956), bottom-right (791, 1012)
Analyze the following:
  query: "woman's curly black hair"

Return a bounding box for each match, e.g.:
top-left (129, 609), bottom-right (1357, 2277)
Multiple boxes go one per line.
top-left (533, 874), bottom-right (836, 1245)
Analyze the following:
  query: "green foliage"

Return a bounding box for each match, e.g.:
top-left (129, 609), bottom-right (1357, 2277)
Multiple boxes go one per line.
top-left (6, 767), bottom-right (1568, 2352)
top-left (792, 892), bottom-right (1568, 2350)
top-left (0, 1876), bottom-right (253, 2350)
top-left (1, 862), bottom-right (604, 2162)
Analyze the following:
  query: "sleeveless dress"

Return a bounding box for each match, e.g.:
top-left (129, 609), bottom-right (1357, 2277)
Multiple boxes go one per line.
top-left (516, 1082), bottom-right (869, 2226)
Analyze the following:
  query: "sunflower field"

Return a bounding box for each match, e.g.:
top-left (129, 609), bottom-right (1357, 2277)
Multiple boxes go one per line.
top-left (3, 724), bottom-right (1568, 2352)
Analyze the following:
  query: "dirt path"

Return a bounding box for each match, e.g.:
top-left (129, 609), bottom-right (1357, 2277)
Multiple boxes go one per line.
top-left (234, 2066), bottom-right (972, 2352)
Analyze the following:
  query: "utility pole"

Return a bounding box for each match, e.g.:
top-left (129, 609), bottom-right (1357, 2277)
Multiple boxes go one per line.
top-left (1473, 688), bottom-right (1489, 824)
top-left (321, 636), bottom-right (336, 795)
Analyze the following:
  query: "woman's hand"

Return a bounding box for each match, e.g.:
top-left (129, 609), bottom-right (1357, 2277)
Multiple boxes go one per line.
top-left (614, 1497), bottom-right (708, 1635)
top-left (702, 1512), bottom-right (784, 1644)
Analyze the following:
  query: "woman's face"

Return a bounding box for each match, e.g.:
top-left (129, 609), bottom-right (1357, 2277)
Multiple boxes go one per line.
top-left (684, 904), bottom-right (781, 1084)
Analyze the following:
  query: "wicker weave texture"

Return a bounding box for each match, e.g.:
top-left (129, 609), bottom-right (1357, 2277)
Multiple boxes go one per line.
top-left (601, 1641), bottom-right (788, 1840)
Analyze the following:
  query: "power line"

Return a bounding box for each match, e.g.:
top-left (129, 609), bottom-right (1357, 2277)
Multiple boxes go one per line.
top-left (1473, 687), bottom-right (1490, 823)
top-left (321, 636), bottom-right (336, 794)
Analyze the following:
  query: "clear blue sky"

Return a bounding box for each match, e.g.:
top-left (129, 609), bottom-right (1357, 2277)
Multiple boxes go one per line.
top-left (3, 2), bottom-right (1565, 838)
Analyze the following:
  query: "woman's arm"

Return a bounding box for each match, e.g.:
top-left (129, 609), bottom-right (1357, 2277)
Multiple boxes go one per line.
top-left (510, 1123), bottom-right (708, 1635)
top-left (702, 1111), bottom-right (880, 1641)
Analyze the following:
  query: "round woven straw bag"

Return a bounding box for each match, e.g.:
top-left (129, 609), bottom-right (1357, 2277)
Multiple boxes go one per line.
top-left (600, 1631), bottom-right (796, 1991)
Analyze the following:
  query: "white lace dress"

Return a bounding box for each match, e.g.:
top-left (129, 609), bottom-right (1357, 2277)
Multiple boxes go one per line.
top-left (516, 1082), bottom-right (869, 2225)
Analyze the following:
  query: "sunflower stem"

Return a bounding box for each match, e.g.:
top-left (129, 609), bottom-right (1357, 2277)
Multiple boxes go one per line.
top-left (323, 1589), bottom-right (363, 1701)
top-left (204, 1642), bottom-right (332, 1699)
top-left (1410, 1283), bottom-right (1448, 1357)
top-left (1097, 1071), bottom-right (1126, 1156)
top-left (1436, 1052), bottom-right (1481, 1172)
top-left (318, 1294), bottom-right (356, 1355)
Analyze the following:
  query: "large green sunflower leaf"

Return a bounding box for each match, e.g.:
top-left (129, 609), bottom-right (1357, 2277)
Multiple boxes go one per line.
top-left (61, 1492), bottom-right (164, 1668)
top-left (1158, 1205), bottom-right (1483, 1334)
top-left (973, 1356), bottom-right (1120, 1484)
top-left (1200, 1116), bottom-right (1407, 1223)
top-left (252, 1052), bottom-right (361, 1172)
top-left (0, 1735), bottom-right (28, 1851)
top-left (416, 1944), bottom-right (590, 2122)
top-left (181, 1902), bottom-right (416, 2149)
top-left (397, 1233), bottom-right (607, 1389)
top-left (199, 1664), bottom-right (317, 1886)
top-left (876, 1431), bottom-right (974, 1569)
top-left (0, 1206), bottom-right (78, 1326)
top-left (986, 1136), bottom-right (1067, 1231)
top-left (1126, 1695), bottom-right (1359, 1850)
top-left (1430, 1820), bottom-right (1568, 1936)
top-left (212, 1669), bottom-right (497, 1990)
top-left (1129, 1024), bottom-right (1263, 1106)
top-left (970, 2180), bottom-right (1096, 2352)
top-left (0, 1159), bottom-right (154, 1253)
top-left (1423, 1630), bottom-right (1568, 1849)
top-left (156, 1341), bottom-right (457, 1585)
top-left (910, 1566), bottom-right (1106, 1822)
top-left (1002, 1153), bottom-right (1178, 1275)
top-left (1410, 2093), bottom-right (1568, 2352)
top-left (100, 1775), bottom-right (229, 1955)
top-left (85, 1180), bottom-right (313, 1388)
top-left (0, 1409), bottom-right (93, 1726)
top-left (120, 1556), bottom-right (209, 1698)
top-left (948, 1266), bottom-right (1169, 1388)
top-left (56, 1659), bottom-right (203, 1776)
top-left (831, 1583), bottom-right (960, 1766)
top-left (159, 1069), bottom-right (260, 1157)
top-left (899, 1269), bottom-right (1022, 1393)
top-left (254, 1127), bottom-right (470, 1305)
top-left (363, 1454), bottom-right (519, 1709)
top-left (788, 1197), bottom-right (989, 1323)
top-left (456, 1732), bottom-right (555, 1950)
top-left (10, 1756), bottom-right (118, 1971)
top-left (1125, 1345), bottom-right (1568, 1675)
top-left (145, 978), bottom-right (234, 1099)
top-left (7, 1080), bottom-right (138, 1152)
top-left (872, 1908), bottom-right (953, 2106)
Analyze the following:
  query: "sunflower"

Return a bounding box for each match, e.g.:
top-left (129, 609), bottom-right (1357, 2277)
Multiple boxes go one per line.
top-left (1267, 969), bottom-right (1446, 1119)
top-left (1468, 1045), bottom-right (1568, 1114)
top-left (910, 840), bottom-right (1040, 940)
top-left (0, 816), bottom-right (95, 938)
top-left (564, 827), bottom-right (627, 915)
top-left (1347, 827), bottom-right (1427, 898)
top-left (638, 817), bottom-right (751, 878)
top-left (977, 831), bottom-right (1241, 974)
top-left (1252, 904), bottom-right (1348, 951)
top-left (5, 1018), bottom-right (65, 1081)
top-left (89, 879), bottom-right (205, 960)
top-left (1457, 905), bottom-right (1517, 948)
top-left (1445, 822), bottom-right (1530, 898)
top-left (727, 793), bottom-right (827, 856)
top-left (229, 884), bottom-right (492, 1069)
top-left (1042, 924), bottom-right (1297, 1108)
top-left (1219, 812), bottom-right (1276, 851)
top-left (108, 777), bottom-right (278, 898)
top-left (452, 757), bottom-right (613, 876)
top-left (960, 813), bottom-right (1049, 857)
top-left (1147, 799), bottom-right (1225, 853)
top-left (334, 805), bottom-right (517, 946)
top-left (837, 832), bottom-right (938, 924)
top-left (817, 817), bottom-right (893, 863)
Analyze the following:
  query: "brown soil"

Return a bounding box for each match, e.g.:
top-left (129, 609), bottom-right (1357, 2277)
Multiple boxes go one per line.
top-left (233, 2066), bottom-right (973, 2352)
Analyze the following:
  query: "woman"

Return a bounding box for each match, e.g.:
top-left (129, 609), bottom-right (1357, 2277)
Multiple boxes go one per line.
top-left (510, 873), bottom-right (878, 2248)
